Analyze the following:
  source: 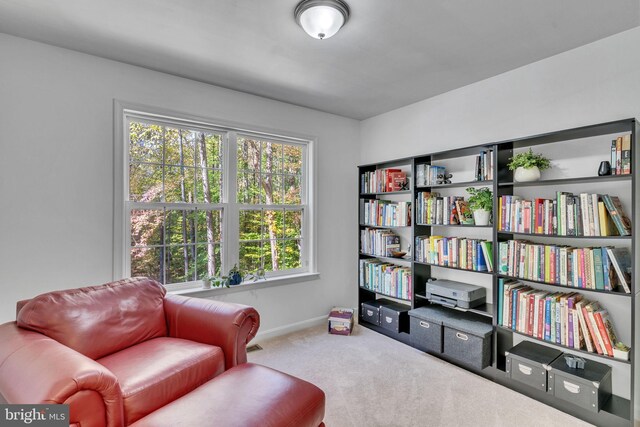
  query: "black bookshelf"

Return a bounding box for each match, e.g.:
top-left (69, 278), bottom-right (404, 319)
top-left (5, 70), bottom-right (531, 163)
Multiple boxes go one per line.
top-left (357, 118), bottom-right (638, 426)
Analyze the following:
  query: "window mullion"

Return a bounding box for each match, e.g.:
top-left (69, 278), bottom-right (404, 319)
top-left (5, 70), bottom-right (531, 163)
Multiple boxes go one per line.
top-left (225, 132), bottom-right (240, 273)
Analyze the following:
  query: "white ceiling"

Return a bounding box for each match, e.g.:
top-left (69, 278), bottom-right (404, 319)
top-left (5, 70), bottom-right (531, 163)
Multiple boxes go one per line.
top-left (0, 0), bottom-right (638, 119)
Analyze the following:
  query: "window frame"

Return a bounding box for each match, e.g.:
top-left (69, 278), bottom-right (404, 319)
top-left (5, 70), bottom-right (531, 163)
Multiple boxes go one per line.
top-left (113, 102), bottom-right (316, 291)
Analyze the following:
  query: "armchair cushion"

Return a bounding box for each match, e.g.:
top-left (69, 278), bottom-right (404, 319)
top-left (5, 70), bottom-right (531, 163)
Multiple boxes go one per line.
top-left (97, 337), bottom-right (224, 425)
top-left (17, 277), bottom-right (167, 359)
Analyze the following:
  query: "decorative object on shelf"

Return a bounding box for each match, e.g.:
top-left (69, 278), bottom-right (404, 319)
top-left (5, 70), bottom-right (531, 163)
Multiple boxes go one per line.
top-left (390, 251), bottom-right (407, 258)
top-left (466, 187), bottom-right (492, 226)
top-left (294, 0), bottom-right (350, 40)
top-left (564, 355), bottom-right (586, 369)
top-left (613, 342), bottom-right (630, 361)
top-left (399, 178), bottom-right (410, 191)
top-left (507, 148), bottom-right (551, 182)
top-left (436, 173), bottom-right (453, 185)
top-left (598, 160), bottom-right (612, 176)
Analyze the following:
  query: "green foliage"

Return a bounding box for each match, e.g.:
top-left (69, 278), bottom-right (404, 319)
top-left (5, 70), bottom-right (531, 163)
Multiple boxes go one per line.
top-left (507, 148), bottom-right (551, 171)
top-left (129, 123), bottom-right (304, 285)
top-left (466, 187), bottom-right (493, 212)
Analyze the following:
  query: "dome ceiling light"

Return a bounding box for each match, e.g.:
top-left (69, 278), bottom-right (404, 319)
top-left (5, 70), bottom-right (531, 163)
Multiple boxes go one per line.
top-left (294, 0), bottom-right (350, 40)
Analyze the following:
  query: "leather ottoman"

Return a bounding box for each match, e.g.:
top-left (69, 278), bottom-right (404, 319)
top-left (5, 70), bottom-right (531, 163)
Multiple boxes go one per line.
top-left (130, 363), bottom-right (325, 427)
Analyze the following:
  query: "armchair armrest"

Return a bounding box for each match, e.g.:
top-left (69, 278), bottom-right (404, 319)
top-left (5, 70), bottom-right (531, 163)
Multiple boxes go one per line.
top-left (163, 294), bottom-right (260, 369)
top-left (0, 323), bottom-right (123, 427)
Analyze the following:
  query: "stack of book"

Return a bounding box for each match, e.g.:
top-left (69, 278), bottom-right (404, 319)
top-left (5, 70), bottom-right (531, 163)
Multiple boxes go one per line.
top-left (474, 149), bottom-right (494, 181)
top-left (498, 279), bottom-right (621, 357)
top-left (415, 236), bottom-right (493, 272)
top-left (359, 259), bottom-right (412, 300)
top-left (415, 164), bottom-right (446, 187)
top-left (498, 240), bottom-right (631, 293)
top-left (360, 228), bottom-right (400, 257)
top-left (498, 192), bottom-right (631, 236)
top-left (611, 134), bottom-right (632, 175)
top-left (361, 168), bottom-right (407, 193)
top-left (360, 199), bottom-right (412, 227)
top-left (415, 193), bottom-right (473, 225)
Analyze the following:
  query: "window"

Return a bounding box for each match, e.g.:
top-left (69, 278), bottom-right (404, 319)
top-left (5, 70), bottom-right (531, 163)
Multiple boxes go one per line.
top-left (122, 110), bottom-right (312, 287)
top-left (237, 137), bottom-right (305, 275)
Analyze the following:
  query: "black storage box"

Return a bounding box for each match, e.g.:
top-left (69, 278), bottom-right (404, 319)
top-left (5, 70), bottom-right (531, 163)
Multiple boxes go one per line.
top-left (360, 300), bottom-right (384, 326)
top-left (547, 356), bottom-right (612, 413)
top-left (505, 341), bottom-right (563, 392)
top-left (379, 301), bottom-right (410, 333)
top-left (442, 311), bottom-right (493, 370)
top-left (408, 305), bottom-right (455, 353)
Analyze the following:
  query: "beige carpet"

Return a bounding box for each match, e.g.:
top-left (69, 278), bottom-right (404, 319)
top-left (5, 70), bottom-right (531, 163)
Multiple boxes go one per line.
top-left (248, 323), bottom-right (592, 427)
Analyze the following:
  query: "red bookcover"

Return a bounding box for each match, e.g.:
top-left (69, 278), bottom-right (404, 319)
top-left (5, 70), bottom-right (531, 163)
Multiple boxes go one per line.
top-left (527, 293), bottom-right (535, 336)
top-left (582, 304), bottom-right (603, 355)
top-left (537, 297), bottom-right (545, 339)
top-left (385, 168), bottom-right (401, 192)
top-left (594, 311), bottom-right (614, 357)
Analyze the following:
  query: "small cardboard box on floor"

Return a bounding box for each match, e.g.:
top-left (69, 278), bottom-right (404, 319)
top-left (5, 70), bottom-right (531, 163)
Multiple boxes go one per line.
top-left (328, 307), bottom-right (354, 335)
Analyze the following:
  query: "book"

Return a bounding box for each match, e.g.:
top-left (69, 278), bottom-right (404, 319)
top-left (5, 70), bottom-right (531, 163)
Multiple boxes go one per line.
top-left (607, 247), bottom-right (631, 293)
top-left (616, 136), bottom-right (622, 175)
top-left (601, 195), bottom-right (631, 236)
top-left (584, 302), bottom-right (605, 355)
top-left (456, 200), bottom-right (473, 225)
top-left (621, 134), bottom-right (631, 174)
top-left (576, 300), bottom-right (594, 353)
top-left (611, 139), bottom-right (618, 175)
top-left (594, 310), bottom-right (614, 357)
top-left (480, 241), bottom-right (493, 272)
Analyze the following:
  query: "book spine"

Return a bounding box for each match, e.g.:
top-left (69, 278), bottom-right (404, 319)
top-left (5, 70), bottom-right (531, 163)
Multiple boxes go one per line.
top-left (594, 311), bottom-right (614, 357)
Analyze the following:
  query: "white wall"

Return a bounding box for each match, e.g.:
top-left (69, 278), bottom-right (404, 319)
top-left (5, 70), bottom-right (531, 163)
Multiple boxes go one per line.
top-left (361, 26), bottom-right (640, 406)
top-left (361, 26), bottom-right (640, 162)
top-left (0, 34), bottom-right (360, 331)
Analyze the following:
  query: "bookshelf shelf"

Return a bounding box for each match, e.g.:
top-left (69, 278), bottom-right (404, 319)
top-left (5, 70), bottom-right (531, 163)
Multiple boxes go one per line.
top-left (359, 224), bottom-right (411, 229)
top-left (497, 231), bottom-right (631, 240)
top-left (416, 179), bottom-right (492, 190)
top-left (415, 294), bottom-right (494, 318)
top-left (359, 286), bottom-right (412, 303)
top-left (413, 261), bottom-right (493, 275)
top-left (499, 175), bottom-right (631, 187)
top-left (417, 223), bottom-right (493, 228)
top-left (497, 274), bottom-right (632, 298)
top-left (360, 190), bottom-right (412, 196)
top-left (359, 253), bottom-right (411, 263)
top-left (497, 325), bottom-right (632, 365)
top-left (359, 118), bottom-right (637, 426)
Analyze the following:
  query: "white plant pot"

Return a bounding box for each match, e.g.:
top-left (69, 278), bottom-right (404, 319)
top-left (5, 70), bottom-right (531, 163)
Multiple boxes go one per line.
top-left (473, 209), bottom-right (491, 226)
top-left (514, 166), bottom-right (541, 182)
top-left (201, 278), bottom-right (212, 289)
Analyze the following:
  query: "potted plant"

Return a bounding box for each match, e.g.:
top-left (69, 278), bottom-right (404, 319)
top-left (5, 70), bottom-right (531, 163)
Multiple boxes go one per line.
top-left (507, 148), bottom-right (551, 182)
top-left (202, 265), bottom-right (267, 289)
top-left (466, 187), bottom-right (493, 226)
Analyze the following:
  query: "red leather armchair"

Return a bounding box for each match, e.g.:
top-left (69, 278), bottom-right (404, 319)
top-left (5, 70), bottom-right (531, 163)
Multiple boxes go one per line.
top-left (0, 278), bottom-right (259, 427)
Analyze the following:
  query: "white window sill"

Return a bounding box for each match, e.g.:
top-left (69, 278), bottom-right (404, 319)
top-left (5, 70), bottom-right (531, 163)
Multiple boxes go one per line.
top-left (166, 272), bottom-right (320, 298)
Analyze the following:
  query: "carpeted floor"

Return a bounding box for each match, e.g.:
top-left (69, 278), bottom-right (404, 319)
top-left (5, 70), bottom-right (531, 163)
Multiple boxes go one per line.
top-left (248, 323), bottom-right (592, 427)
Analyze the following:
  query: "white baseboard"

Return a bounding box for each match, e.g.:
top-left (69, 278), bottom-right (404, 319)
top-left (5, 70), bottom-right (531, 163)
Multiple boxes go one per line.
top-left (254, 315), bottom-right (327, 342)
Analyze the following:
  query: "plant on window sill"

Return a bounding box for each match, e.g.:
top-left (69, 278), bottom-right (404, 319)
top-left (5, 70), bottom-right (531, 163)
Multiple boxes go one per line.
top-left (202, 265), bottom-right (267, 289)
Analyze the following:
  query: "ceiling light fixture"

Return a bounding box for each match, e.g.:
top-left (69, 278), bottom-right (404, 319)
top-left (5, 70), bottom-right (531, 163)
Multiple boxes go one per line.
top-left (294, 0), bottom-right (350, 40)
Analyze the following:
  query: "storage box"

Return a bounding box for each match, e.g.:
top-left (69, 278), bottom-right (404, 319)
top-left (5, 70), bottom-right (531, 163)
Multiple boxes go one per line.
top-left (408, 305), bottom-right (455, 353)
top-left (328, 307), bottom-right (355, 335)
top-left (505, 341), bottom-right (563, 392)
top-left (547, 356), bottom-right (612, 412)
top-left (379, 301), bottom-right (410, 333)
top-left (442, 311), bottom-right (493, 370)
top-left (360, 299), bottom-right (390, 326)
